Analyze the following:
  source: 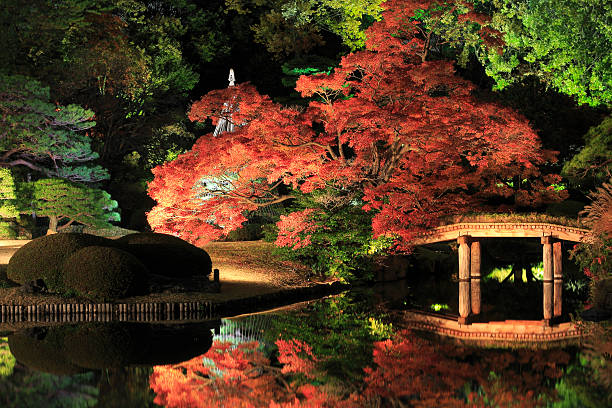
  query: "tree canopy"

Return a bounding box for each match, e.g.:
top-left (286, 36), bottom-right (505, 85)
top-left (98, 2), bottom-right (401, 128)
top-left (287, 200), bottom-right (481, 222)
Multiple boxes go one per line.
top-left (411, 0), bottom-right (612, 107)
top-left (0, 74), bottom-right (107, 183)
top-left (147, 0), bottom-right (565, 250)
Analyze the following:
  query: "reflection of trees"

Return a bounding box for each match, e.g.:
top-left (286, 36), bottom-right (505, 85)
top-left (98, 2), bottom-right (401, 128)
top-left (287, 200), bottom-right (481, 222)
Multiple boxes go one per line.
top-left (150, 330), bottom-right (586, 407)
top-left (0, 368), bottom-right (98, 408)
top-left (0, 337), bottom-right (15, 377)
top-left (151, 340), bottom-right (296, 408)
top-left (96, 367), bottom-right (155, 408)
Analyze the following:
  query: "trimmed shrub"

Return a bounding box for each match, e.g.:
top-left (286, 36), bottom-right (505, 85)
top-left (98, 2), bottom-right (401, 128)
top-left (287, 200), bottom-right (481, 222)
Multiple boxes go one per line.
top-left (6, 233), bottom-right (114, 291)
top-left (8, 329), bottom-right (84, 376)
top-left (117, 232), bottom-right (212, 278)
top-left (62, 246), bottom-right (149, 301)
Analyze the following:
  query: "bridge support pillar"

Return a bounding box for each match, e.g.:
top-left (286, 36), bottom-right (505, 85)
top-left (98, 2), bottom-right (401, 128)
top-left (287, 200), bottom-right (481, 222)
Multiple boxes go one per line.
top-left (542, 236), bottom-right (554, 324)
top-left (554, 241), bottom-right (563, 317)
top-left (470, 240), bottom-right (481, 315)
top-left (458, 235), bottom-right (471, 324)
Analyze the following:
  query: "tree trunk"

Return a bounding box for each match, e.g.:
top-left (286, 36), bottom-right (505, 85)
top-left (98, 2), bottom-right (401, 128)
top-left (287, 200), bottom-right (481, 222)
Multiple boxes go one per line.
top-left (46, 215), bottom-right (58, 235)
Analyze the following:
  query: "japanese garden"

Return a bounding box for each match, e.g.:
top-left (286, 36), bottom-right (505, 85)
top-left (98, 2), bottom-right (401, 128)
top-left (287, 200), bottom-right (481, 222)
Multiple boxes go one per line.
top-left (0, 0), bottom-right (611, 406)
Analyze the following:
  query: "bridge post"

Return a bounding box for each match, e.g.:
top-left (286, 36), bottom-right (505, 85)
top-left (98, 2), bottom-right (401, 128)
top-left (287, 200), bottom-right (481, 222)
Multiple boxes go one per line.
top-left (470, 240), bottom-right (481, 315)
top-left (553, 241), bottom-right (563, 317)
top-left (541, 236), bottom-right (554, 324)
top-left (458, 235), bottom-right (471, 324)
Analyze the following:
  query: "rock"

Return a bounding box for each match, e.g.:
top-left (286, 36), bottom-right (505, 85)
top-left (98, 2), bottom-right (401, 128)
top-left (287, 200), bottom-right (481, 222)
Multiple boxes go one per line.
top-left (20, 279), bottom-right (48, 294)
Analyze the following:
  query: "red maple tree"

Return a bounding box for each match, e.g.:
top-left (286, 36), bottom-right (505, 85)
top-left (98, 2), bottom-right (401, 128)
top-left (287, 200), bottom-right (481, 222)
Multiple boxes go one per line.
top-left (147, 0), bottom-right (565, 249)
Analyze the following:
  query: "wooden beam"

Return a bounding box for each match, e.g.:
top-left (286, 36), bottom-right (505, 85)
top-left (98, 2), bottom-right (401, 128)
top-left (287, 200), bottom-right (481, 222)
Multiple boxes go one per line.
top-left (542, 236), bottom-right (554, 322)
top-left (470, 240), bottom-right (481, 315)
top-left (553, 241), bottom-right (563, 317)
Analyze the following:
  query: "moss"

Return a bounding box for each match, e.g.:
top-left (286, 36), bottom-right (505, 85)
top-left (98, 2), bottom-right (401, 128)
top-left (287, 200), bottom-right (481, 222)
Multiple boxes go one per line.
top-left (62, 246), bottom-right (149, 301)
top-left (117, 233), bottom-right (212, 278)
top-left (8, 329), bottom-right (84, 376)
top-left (6, 233), bottom-right (115, 291)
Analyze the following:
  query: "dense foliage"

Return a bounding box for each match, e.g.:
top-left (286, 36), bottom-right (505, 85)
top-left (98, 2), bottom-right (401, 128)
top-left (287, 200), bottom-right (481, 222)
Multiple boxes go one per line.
top-left (410, 0), bottom-right (612, 107)
top-left (0, 74), bottom-right (107, 182)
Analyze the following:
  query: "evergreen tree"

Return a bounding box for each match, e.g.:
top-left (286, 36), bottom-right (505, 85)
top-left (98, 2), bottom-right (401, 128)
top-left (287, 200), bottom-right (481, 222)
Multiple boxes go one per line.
top-left (0, 74), bottom-right (108, 182)
top-left (0, 168), bottom-right (19, 238)
top-left (21, 179), bottom-right (120, 234)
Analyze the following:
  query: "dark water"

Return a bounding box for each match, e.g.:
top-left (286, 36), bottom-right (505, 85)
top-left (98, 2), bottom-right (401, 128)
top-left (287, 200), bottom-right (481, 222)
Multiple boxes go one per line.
top-left (0, 287), bottom-right (609, 407)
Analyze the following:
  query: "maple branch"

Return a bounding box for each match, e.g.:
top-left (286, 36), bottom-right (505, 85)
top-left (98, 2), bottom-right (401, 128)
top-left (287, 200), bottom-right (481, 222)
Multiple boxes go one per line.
top-left (276, 140), bottom-right (337, 160)
top-left (233, 194), bottom-right (294, 207)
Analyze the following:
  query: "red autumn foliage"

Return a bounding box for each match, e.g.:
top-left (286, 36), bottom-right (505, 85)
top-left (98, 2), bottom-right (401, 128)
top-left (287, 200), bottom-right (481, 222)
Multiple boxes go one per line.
top-left (147, 0), bottom-right (565, 250)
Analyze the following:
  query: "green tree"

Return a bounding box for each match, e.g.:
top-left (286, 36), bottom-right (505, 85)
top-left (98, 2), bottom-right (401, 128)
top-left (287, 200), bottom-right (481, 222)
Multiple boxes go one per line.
top-left (21, 179), bottom-right (120, 234)
top-left (0, 338), bottom-right (15, 378)
top-left (0, 74), bottom-right (108, 183)
top-left (228, 0), bottom-right (383, 54)
top-left (563, 116), bottom-right (612, 190)
top-left (0, 169), bottom-right (19, 239)
top-left (413, 0), bottom-right (612, 107)
top-left (0, 169), bottom-right (18, 218)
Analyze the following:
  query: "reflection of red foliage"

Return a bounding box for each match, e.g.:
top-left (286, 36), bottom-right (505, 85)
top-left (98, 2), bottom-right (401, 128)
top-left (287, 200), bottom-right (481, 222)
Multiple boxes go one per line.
top-left (276, 339), bottom-right (319, 379)
top-left (150, 340), bottom-right (351, 408)
top-left (363, 330), bottom-right (471, 407)
top-left (150, 341), bottom-right (285, 408)
top-left (150, 333), bottom-right (572, 407)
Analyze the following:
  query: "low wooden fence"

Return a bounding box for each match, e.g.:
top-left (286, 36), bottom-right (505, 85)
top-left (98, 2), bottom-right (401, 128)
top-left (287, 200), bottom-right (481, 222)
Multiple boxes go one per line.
top-left (0, 302), bottom-right (216, 323)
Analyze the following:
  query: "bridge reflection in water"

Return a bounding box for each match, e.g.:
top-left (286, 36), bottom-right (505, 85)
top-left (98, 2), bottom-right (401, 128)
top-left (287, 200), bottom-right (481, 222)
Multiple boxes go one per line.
top-left (408, 222), bottom-right (590, 344)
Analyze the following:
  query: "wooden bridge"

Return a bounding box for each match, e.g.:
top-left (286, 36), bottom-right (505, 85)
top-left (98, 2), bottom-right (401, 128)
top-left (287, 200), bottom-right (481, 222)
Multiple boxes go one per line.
top-left (413, 222), bottom-right (590, 327)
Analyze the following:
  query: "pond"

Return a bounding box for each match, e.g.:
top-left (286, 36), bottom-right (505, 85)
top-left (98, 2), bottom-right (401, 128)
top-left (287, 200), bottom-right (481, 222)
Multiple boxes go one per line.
top-left (0, 286), bottom-right (609, 407)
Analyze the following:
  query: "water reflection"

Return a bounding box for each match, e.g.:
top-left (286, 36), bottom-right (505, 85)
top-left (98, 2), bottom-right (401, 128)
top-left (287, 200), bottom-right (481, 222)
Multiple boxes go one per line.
top-left (0, 292), bottom-right (610, 407)
top-left (8, 322), bottom-right (218, 373)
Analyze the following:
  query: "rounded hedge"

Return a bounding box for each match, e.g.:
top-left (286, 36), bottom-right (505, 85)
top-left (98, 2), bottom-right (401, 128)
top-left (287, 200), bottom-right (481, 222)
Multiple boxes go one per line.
top-left (62, 246), bottom-right (149, 301)
top-left (7, 233), bottom-right (114, 291)
top-left (116, 233), bottom-right (212, 278)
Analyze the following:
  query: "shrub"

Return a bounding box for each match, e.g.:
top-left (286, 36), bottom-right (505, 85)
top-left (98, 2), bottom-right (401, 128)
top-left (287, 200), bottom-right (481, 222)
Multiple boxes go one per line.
top-left (62, 246), bottom-right (149, 301)
top-left (6, 233), bottom-right (114, 291)
top-left (116, 232), bottom-right (212, 278)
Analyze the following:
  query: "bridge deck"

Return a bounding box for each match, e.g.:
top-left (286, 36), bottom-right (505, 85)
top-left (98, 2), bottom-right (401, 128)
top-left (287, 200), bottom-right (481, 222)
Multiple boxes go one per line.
top-left (413, 222), bottom-right (590, 245)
